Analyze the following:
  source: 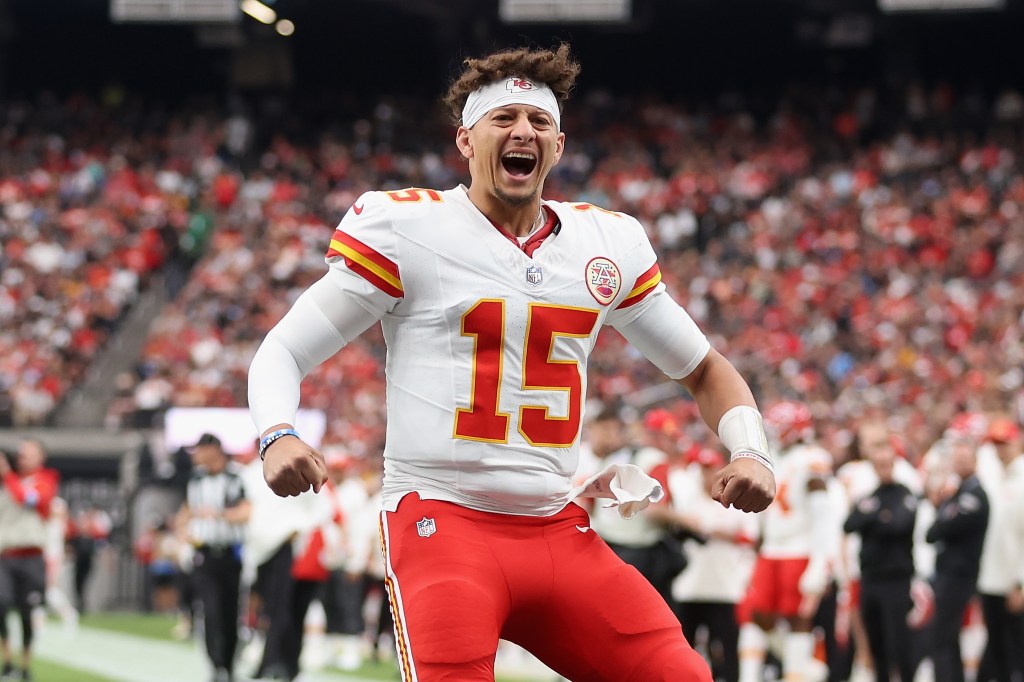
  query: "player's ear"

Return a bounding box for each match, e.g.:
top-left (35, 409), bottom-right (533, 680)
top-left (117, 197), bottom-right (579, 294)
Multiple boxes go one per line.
top-left (551, 131), bottom-right (565, 167)
top-left (456, 126), bottom-right (473, 159)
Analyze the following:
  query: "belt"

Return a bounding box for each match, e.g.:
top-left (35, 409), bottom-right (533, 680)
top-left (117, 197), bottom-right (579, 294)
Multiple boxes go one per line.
top-left (0, 547), bottom-right (44, 559)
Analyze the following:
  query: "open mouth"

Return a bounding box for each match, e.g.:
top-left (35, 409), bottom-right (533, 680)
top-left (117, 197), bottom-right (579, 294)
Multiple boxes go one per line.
top-left (501, 152), bottom-right (537, 179)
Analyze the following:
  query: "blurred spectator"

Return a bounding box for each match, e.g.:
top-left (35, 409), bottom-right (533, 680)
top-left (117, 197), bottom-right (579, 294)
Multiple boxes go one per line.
top-left (133, 515), bottom-right (182, 613)
top-left (670, 446), bottom-right (759, 682)
top-left (237, 437), bottom-right (334, 682)
top-left (0, 439), bottom-right (60, 682)
top-left (586, 409), bottom-right (683, 606)
top-left (42, 496), bottom-right (78, 630)
top-left (321, 451), bottom-right (370, 671)
top-left (261, 478), bottom-right (343, 682)
top-left (338, 460), bottom-right (392, 665)
top-left (975, 418), bottom-right (1024, 682)
top-left (67, 505), bottom-right (111, 614)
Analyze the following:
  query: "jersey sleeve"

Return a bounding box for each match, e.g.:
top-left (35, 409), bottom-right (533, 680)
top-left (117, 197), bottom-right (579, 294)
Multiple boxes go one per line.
top-left (604, 215), bottom-right (666, 327)
top-left (606, 215), bottom-right (710, 379)
top-left (325, 191), bottom-right (403, 317)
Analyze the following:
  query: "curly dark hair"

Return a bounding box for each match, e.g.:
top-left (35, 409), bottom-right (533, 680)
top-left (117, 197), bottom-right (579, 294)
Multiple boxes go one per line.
top-left (443, 43), bottom-right (581, 125)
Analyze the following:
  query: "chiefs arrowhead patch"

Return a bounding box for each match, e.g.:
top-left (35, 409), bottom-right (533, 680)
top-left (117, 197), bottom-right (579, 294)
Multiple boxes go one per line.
top-left (585, 257), bottom-right (621, 306)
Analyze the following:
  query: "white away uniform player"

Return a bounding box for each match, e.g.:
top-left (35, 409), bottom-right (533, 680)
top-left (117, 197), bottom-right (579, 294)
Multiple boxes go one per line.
top-left (250, 51), bottom-right (774, 681)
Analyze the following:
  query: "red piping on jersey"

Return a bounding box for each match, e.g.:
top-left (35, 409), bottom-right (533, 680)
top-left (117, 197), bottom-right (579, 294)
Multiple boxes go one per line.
top-left (488, 206), bottom-right (559, 258)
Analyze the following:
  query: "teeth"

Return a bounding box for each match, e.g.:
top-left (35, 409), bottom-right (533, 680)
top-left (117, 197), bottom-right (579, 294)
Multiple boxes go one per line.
top-left (503, 152), bottom-right (536, 160)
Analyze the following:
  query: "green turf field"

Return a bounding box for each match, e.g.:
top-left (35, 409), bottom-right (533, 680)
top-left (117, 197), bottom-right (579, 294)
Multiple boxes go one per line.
top-left (320, 658), bottom-right (546, 682)
top-left (40, 613), bottom-right (552, 681)
top-left (80, 612), bottom-right (186, 643)
top-left (20, 659), bottom-right (119, 682)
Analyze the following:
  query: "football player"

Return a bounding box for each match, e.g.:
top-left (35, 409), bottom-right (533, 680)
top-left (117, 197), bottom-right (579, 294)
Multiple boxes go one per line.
top-left (249, 43), bottom-right (775, 681)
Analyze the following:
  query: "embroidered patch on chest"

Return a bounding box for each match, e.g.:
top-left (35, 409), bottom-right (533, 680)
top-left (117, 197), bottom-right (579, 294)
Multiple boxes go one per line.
top-left (585, 257), bottom-right (621, 306)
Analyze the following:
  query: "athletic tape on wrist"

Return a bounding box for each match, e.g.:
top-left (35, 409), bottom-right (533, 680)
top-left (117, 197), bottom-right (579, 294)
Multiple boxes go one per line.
top-left (718, 405), bottom-right (773, 471)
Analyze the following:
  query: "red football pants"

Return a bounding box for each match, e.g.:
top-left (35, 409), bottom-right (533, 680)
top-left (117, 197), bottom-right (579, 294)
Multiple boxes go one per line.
top-left (380, 493), bottom-right (711, 681)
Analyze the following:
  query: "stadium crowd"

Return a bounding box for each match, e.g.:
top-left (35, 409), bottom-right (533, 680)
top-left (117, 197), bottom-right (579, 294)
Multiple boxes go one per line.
top-left (116, 83), bottom-right (1024, 457)
top-left (0, 93), bottom-right (206, 426)
top-left (3, 85), bottom-right (1022, 450)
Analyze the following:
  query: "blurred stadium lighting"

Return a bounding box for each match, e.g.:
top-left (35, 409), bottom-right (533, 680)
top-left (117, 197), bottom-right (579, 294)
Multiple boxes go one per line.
top-left (275, 18), bottom-right (295, 35)
top-left (110, 0), bottom-right (240, 22)
top-left (240, 0), bottom-right (276, 24)
top-left (879, 0), bottom-right (1003, 9)
top-left (499, 0), bottom-right (630, 23)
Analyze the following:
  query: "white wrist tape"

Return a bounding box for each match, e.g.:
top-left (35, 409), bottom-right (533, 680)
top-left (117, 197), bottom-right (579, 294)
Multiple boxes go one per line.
top-left (718, 405), bottom-right (774, 473)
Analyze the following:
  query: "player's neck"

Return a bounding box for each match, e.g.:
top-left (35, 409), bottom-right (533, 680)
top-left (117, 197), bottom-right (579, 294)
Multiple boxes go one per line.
top-left (467, 187), bottom-right (543, 237)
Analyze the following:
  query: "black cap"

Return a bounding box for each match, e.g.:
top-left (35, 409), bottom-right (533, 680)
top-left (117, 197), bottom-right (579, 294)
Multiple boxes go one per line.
top-left (190, 433), bottom-right (222, 450)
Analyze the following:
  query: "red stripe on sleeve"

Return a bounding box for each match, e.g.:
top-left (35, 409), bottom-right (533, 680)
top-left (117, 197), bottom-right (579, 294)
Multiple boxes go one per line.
top-left (326, 230), bottom-right (401, 281)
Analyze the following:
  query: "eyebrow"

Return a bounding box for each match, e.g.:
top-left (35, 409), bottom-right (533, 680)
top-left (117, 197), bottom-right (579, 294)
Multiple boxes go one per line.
top-left (490, 106), bottom-right (553, 120)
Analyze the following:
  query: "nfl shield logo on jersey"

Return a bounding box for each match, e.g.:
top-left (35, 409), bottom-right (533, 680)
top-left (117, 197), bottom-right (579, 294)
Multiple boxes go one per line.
top-left (585, 257), bottom-right (621, 306)
top-left (416, 517), bottom-right (437, 538)
top-left (525, 264), bottom-right (543, 285)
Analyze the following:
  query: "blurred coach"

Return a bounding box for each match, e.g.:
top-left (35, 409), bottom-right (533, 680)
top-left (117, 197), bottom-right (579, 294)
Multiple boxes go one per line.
top-left (843, 421), bottom-right (919, 682)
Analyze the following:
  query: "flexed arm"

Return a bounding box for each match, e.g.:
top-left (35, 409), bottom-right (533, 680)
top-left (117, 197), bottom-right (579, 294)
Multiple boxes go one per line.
top-left (249, 272), bottom-right (381, 496)
top-left (678, 349), bottom-right (776, 513)
top-left (616, 293), bottom-right (775, 513)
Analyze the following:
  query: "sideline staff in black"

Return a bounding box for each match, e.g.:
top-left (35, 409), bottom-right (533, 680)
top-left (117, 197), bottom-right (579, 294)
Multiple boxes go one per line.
top-left (926, 436), bottom-right (989, 682)
top-left (178, 434), bottom-right (251, 682)
top-left (843, 420), bottom-right (918, 682)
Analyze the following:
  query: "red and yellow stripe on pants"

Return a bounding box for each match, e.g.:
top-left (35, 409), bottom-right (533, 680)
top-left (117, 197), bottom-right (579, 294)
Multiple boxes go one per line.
top-left (379, 513), bottom-right (417, 681)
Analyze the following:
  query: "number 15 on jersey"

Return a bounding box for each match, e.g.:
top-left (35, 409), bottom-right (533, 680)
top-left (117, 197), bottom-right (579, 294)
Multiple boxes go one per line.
top-left (453, 299), bottom-right (600, 448)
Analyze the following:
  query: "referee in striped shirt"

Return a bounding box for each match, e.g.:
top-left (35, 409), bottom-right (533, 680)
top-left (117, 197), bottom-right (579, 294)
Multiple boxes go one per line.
top-left (178, 434), bottom-right (251, 682)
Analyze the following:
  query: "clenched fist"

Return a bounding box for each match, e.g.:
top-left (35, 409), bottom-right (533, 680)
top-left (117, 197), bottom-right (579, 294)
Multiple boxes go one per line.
top-left (262, 435), bottom-right (328, 497)
top-left (711, 456), bottom-right (776, 512)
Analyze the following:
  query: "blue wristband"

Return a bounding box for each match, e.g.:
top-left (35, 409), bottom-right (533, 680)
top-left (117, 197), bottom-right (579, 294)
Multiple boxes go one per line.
top-left (259, 428), bottom-right (300, 461)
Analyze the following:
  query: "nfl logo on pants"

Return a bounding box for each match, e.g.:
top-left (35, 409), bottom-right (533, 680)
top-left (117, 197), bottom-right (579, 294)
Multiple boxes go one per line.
top-left (416, 517), bottom-right (437, 538)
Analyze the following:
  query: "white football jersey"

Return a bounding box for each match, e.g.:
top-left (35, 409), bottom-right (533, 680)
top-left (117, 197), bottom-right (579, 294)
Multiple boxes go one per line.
top-left (760, 442), bottom-right (834, 557)
top-left (323, 186), bottom-right (708, 516)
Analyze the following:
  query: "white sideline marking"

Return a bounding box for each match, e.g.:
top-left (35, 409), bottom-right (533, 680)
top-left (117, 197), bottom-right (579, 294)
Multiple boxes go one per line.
top-left (28, 620), bottom-right (378, 682)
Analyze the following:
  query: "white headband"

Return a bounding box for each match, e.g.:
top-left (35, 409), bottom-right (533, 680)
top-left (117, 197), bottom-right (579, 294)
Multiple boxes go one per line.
top-left (461, 77), bottom-right (561, 131)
